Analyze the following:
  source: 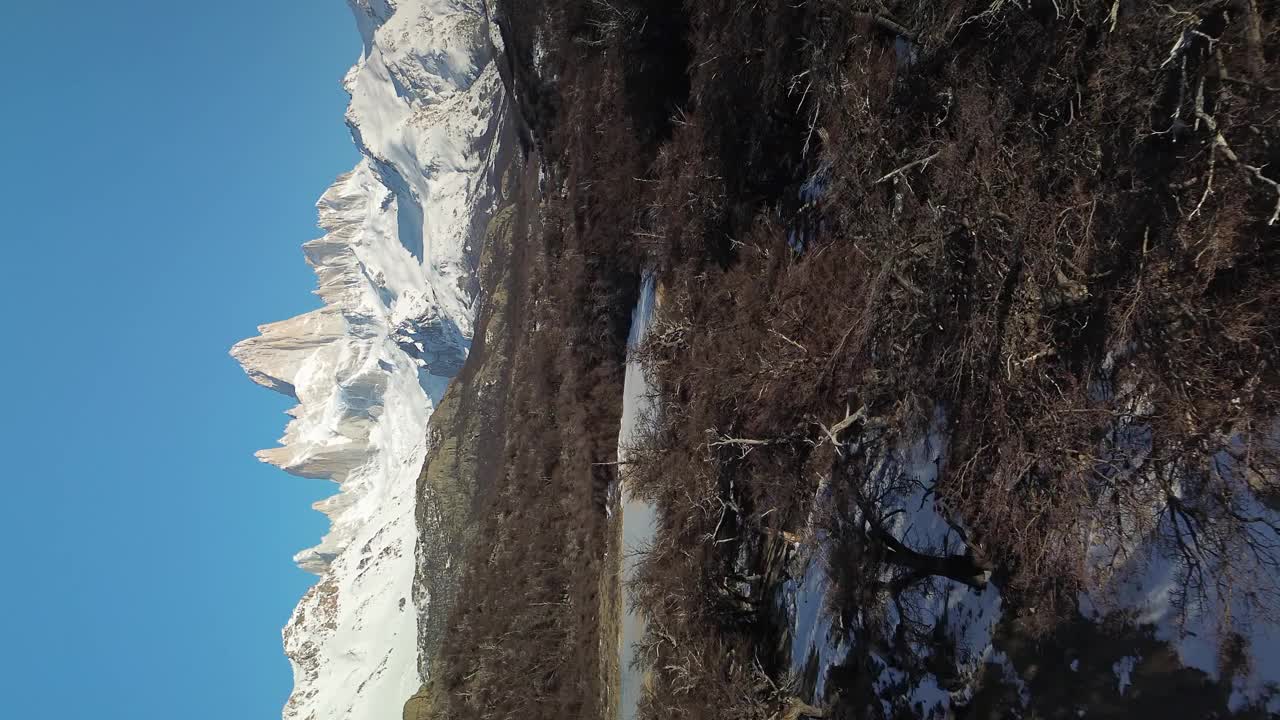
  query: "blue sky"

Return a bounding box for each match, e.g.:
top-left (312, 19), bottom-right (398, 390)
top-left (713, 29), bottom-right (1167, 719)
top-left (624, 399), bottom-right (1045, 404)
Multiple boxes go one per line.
top-left (0, 2), bottom-right (362, 717)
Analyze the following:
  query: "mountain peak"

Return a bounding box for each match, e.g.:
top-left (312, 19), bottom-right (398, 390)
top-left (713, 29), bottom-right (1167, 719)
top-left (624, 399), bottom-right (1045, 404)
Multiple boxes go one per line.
top-left (231, 1), bottom-right (508, 716)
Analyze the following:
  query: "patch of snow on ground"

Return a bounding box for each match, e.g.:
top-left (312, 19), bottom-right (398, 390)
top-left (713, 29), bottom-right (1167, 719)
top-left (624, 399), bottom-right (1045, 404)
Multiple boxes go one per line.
top-left (785, 536), bottom-right (851, 700)
top-left (1079, 440), bottom-right (1280, 710)
top-left (616, 274), bottom-right (659, 720)
top-left (1112, 655), bottom-right (1139, 696)
top-left (875, 414), bottom-right (1009, 706)
top-left (910, 675), bottom-right (951, 719)
top-left (987, 649), bottom-right (1031, 708)
top-left (784, 409), bottom-right (1018, 714)
top-left (871, 658), bottom-right (908, 718)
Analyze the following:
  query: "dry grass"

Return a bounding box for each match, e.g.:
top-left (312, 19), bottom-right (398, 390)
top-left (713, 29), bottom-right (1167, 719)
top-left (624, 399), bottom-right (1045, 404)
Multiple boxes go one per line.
top-left (435, 0), bottom-right (1280, 717)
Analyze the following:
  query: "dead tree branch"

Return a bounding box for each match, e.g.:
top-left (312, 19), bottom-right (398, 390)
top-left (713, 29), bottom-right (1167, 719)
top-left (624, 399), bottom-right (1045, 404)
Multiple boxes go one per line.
top-left (876, 151), bottom-right (941, 185)
top-left (850, 11), bottom-right (917, 43)
top-left (1192, 79), bottom-right (1280, 225)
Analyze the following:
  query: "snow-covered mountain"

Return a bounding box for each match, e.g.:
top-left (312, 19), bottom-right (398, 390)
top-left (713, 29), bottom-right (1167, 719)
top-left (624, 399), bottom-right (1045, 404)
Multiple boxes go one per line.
top-left (231, 1), bottom-right (508, 718)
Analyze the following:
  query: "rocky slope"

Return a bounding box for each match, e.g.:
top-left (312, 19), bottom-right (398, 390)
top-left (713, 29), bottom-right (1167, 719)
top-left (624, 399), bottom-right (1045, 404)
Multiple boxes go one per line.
top-left (231, 1), bottom-right (509, 718)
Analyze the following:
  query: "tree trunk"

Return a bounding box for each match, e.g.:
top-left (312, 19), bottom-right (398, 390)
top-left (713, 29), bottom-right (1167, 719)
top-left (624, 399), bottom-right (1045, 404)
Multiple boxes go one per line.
top-left (874, 525), bottom-right (991, 588)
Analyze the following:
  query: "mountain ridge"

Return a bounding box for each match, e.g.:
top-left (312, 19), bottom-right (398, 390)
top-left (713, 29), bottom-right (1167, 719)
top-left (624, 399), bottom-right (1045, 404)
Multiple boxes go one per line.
top-left (230, 1), bottom-right (509, 717)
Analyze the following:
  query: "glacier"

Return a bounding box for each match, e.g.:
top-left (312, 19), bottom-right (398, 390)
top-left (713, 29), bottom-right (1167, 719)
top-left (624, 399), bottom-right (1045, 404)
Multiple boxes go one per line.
top-left (230, 1), bottom-right (509, 718)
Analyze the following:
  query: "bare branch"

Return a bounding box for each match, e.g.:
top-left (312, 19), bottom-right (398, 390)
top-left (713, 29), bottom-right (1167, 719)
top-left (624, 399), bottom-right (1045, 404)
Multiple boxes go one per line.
top-left (770, 329), bottom-right (808, 354)
top-left (876, 151), bottom-right (941, 185)
top-left (1192, 78), bottom-right (1280, 225)
top-left (850, 11), bottom-right (916, 42)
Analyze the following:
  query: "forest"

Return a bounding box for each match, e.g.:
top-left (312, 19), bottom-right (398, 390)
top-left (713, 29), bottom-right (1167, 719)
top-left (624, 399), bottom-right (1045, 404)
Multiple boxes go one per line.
top-left (410, 1), bottom-right (1279, 718)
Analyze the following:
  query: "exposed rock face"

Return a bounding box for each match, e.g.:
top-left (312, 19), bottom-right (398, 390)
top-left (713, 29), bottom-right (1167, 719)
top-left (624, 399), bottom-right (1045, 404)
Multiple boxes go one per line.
top-left (230, 1), bottom-right (509, 717)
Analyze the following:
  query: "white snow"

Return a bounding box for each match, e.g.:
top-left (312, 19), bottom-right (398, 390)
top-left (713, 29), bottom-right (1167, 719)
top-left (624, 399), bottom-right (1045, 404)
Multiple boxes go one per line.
top-left (869, 656), bottom-right (955, 720)
top-left (786, 534), bottom-right (851, 700)
top-left (1112, 655), bottom-right (1139, 696)
top-left (875, 414), bottom-right (1010, 705)
top-left (987, 649), bottom-right (1031, 708)
top-left (909, 675), bottom-right (951, 718)
top-left (616, 275), bottom-right (658, 720)
top-left (870, 658), bottom-right (907, 718)
top-left (783, 410), bottom-right (1019, 714)
top-left (1079, 436), bottom-right (1280, 711)
top-left (231, 1), bottom-right (509, 718)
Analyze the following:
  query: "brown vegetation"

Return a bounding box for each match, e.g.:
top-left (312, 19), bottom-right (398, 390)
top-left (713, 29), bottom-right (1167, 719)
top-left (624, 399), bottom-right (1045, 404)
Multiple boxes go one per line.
top-left (566, 0), bottom-right (1277, 717)
top-left (415, 5), bottom-right (657, 715)
top-left (426, 0), bottom-right (1280, 717)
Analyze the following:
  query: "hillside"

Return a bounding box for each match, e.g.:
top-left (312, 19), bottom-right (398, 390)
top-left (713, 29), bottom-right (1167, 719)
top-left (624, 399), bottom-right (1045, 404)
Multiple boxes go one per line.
top-left (420, 1), bottom-right (1280, 718)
